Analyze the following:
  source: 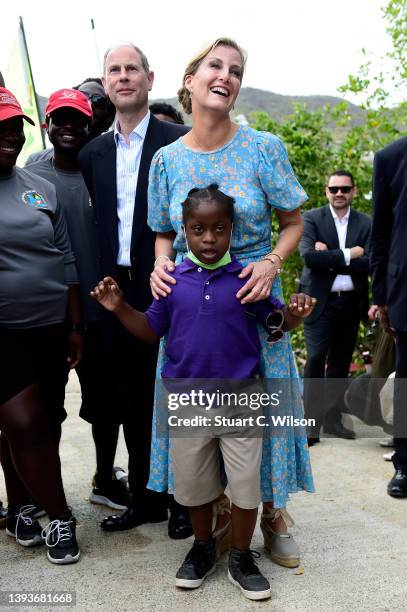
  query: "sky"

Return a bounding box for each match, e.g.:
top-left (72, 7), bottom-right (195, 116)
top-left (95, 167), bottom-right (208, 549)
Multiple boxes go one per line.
top-left (1, 0), bottom-right (394, 103)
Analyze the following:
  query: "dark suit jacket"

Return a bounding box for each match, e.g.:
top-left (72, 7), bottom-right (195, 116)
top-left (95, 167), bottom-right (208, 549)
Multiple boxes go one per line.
top-left (298, 205), bottom-right (371, 323)
top-left (370, 137), bottom-right (407, 331)
top-left (79, 114), bottom-right (189, 312)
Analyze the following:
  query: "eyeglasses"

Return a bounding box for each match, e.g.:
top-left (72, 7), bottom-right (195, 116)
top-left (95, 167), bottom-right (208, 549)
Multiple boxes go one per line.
top-left (327, 186), bottom-right (353, 194)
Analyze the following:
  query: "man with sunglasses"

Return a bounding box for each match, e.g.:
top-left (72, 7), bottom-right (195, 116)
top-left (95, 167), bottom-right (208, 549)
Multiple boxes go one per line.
top-left (76, 78), bottom-right (116, 140)
top-left (299, 170), bottom-right (371, 443)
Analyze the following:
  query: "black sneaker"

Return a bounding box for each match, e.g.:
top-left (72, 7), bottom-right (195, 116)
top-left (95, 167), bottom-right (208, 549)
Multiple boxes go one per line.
top-left (175, 538), bottom-right (216, 589)
top-left (90, 469), bottom-right (131, 510)
top-left (228, 548), bottom-right (271, 600)
top-left (26, 499), bottom-right (47, 519)
top-left (42, 513), bottom-right (80, 565)
top-left (6, 504), bottom-right (44, 547)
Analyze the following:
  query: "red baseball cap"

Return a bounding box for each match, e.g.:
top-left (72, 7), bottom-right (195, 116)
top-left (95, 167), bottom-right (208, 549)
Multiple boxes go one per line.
top-left (45, 89), bottom-right (93, 119)
top-left (0, 87), bottom-right (35, 125)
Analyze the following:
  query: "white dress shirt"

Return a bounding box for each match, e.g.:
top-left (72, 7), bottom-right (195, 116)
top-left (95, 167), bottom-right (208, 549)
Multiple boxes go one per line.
top-left (329, 204), bottom-right (355, 292)
top-left (114, 111), bottom-right (150, 266)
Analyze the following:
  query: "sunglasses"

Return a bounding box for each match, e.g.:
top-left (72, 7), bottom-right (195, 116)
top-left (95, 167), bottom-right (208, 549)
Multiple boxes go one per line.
top-left (265, 309), bottom-right (285, 345)
top-left (327, 186), bottom-right (353, 194)
top-left (83, 93), bottom-right (109, 105)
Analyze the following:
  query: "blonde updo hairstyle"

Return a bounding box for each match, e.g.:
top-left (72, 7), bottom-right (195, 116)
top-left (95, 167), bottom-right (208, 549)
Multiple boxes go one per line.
top-left (178, 37), bottom-right (247, 115)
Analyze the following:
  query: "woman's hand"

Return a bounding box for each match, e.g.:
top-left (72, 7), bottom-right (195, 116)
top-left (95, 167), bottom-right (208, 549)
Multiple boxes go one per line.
top-left (150, 259), bottom-right (177, 300)
top-left (91, 277), bottom-right (123, 312)
top-left (237, 260), bottom-right (279, 304)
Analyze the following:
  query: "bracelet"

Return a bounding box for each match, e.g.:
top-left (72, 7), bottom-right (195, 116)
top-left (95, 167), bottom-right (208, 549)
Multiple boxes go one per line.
top-left (270, 251), bottom-right (284, 262)
top-left (262, 256), bottom-right (281, 274)
top-left (154, 255), bottom-right (171, 268)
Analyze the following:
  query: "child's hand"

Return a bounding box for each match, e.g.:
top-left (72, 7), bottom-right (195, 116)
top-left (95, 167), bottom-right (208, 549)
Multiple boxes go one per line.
top-left (91, 277), bottom-right (123, 312)
top-left (288, 293), bottom-right (317, 318)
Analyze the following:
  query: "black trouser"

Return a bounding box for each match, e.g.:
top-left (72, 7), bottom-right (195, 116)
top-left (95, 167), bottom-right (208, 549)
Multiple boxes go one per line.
top-left (303, 292), bottom-right (360, 432)
top-left (393, 331), bottom-right (407, 472)
top-left (77, 269), bottom-right (165, 511)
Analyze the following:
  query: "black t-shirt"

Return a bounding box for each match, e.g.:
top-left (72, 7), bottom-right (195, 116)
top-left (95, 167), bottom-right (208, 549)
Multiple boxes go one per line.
top-left (29, 158), bottom-right (102, 322)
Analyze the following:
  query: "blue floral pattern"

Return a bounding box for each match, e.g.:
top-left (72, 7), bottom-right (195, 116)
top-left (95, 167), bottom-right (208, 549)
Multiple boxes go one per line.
top-left (147, 126), bottom-right (314, 507)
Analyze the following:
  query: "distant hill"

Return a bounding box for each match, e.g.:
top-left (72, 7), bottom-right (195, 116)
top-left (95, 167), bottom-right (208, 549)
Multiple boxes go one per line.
top-left (37, 87), bottom-right (364, 125)
top-left (150, 86), bottom-right (365, 126)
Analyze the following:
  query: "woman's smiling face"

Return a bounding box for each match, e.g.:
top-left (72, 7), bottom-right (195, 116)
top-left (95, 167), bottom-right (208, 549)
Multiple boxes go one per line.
top-left (185, 45), bottom-right (243, 115)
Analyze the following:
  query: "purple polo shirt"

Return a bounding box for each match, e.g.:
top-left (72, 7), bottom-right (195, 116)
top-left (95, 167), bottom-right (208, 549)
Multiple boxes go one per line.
top-left (145, 256), bottom-right (284, 379)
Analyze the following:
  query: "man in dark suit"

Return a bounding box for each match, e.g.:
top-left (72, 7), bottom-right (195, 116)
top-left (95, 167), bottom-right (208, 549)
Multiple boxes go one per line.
top-left (371, 136), bottom-right (407, 498)
top-left (299, 170), bottom-right (371, 443)
top-left (79, 42), bottom-right (191, 533)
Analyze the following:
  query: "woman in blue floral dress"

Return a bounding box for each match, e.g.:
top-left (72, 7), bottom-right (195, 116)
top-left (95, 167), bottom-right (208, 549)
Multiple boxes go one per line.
top-left (147, 38), bottom-right (314, 566)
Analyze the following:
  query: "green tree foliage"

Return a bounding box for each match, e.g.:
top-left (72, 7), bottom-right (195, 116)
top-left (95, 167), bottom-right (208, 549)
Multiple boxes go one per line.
top-left (251, 0), bottom-right (406, 367)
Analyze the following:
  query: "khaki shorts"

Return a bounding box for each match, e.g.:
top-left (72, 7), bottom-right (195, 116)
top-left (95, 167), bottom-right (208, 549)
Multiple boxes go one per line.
top-left (170, 436), bottom-right (262, 510)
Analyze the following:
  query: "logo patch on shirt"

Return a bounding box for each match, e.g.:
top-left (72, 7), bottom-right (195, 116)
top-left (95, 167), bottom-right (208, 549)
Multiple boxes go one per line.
top-left (22, 191), bottom-right (48, 209)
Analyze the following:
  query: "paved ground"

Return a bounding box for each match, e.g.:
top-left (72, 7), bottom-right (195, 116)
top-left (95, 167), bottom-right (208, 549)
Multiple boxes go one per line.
top-left (1, 373), bottom-right (406, 612)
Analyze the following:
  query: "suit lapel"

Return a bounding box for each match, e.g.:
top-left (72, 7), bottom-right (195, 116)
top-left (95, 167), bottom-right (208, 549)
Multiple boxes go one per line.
top-left (322, 205), bottom-right (339, 248)
top-left (345, 208), bottom-right (359, 248)
top-left (130, 115), bottom-right (163, 254)
top-left (96, 134), bottom-right (119, 259)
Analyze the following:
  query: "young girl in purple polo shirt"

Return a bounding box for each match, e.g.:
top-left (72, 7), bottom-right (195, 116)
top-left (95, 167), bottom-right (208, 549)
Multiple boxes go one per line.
top-left (92, 184), bottom-right (315, 601)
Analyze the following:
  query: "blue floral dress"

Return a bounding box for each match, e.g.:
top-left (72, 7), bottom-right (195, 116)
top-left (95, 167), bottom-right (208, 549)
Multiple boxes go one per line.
top-left (147, 125), bottom-right (314, 507)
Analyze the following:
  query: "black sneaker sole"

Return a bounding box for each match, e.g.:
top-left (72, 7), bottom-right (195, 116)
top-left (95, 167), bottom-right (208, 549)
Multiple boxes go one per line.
top-left (6, 528), bottom-right (43, 547)
top-left (89, 492), bottom-right (128, 511)
top-left (228, 569), bottom-right (271, 601)
top-left (47, 549), bottom-right (81, 565)
top-left (175, 563), bottom-right (216, 589)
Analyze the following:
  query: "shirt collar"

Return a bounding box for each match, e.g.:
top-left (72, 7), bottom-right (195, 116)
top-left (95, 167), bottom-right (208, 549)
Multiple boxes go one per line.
top-left (329, 203), bottom-right (350, 223)
top-left (178, 254), bottom-right (242, 275)
top-left (114, 111), bottom-right (150, 145)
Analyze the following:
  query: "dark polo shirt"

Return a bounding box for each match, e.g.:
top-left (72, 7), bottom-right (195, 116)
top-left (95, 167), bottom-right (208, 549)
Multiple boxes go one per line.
top-left (146, 256), bottom-right (284, 379)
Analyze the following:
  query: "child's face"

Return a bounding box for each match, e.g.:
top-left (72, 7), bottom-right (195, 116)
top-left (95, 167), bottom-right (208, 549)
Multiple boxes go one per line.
top-left (185, 200), bottom-right (232, 265)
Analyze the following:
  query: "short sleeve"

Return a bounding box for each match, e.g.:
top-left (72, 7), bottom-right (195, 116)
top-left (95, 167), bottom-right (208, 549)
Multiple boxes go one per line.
top-left (257, 132), bottom-right (308, 211)
top-left (145, 296), bottom-right (171, 338)
top-left (148, 149), bottom-right (174, 232)
top-left (52, 196), bottom-right (78, 284)
top-left (245, 294), bottom-right (285, 325)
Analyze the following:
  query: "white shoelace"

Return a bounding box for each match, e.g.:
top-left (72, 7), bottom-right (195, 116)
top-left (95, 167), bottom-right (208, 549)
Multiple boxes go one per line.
top-left (42, 518), bottom-right (72, 547)
top-left (14, 504), bottom-right (36, 541)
